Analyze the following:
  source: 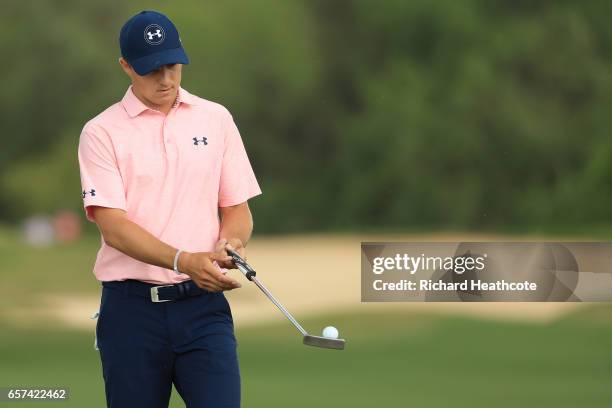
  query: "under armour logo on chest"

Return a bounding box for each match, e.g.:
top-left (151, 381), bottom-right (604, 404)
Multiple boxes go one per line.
top-left (82, 189), bottom-right (96, 198)
top-left (193, 137), bottom-right (208, 146)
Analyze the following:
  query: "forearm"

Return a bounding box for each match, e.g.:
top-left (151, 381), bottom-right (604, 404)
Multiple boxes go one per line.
top-left (219, 204), bottom-right (253, 246)
top-left (104, 218), bottom-right (178, 270)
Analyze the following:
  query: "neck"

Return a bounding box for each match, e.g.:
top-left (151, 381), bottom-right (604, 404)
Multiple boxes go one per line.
top-left (131, 85), bottom-right (177, 115)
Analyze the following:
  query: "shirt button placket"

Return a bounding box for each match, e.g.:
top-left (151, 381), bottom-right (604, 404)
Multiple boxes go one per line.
top-left (162, 110), bottom-right (177, 160)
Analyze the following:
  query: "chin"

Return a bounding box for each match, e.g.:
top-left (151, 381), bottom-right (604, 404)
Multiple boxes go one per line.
top-left (152, 91), bottom-right (174, 103)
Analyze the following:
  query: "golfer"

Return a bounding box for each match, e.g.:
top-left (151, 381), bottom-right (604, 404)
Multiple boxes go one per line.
top-left (77, 10), bottom-right (261, 408)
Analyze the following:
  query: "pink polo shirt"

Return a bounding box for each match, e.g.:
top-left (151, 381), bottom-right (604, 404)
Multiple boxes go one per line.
top-left (78, 86), bottom-right (262, 284)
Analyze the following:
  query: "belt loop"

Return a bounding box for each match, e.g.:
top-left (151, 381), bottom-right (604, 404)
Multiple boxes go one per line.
top-left (177, 282), bottom-right (186, 298)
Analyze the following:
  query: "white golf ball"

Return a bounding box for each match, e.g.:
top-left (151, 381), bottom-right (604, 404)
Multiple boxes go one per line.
top-left (322, 326), bottom-right (339, 339)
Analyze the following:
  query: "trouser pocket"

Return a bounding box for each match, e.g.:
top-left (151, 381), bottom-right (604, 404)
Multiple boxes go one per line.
top-left (92, 288), bottom-right (107, 351)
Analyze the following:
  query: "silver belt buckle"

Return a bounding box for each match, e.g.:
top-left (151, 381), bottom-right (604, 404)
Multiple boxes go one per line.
top-left (150, 285), bottom-right (174, 302)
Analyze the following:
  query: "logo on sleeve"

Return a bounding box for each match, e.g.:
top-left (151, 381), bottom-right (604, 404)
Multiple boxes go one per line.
top-left (193, 136), bottom-right (208, 146)
top-left (82, 189), bottom-right (96, 198)
top-left (144, 24), bottom-right (165, 45)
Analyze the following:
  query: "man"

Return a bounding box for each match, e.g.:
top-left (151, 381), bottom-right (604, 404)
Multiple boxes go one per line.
top-left (77, 10), bottom-right (261, 408)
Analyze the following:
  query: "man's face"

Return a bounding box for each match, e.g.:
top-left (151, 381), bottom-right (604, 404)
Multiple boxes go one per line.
top-left (119, 58), bottom-right (182, 110)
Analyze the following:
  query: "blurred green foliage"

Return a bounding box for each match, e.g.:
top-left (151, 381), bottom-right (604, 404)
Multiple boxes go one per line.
top-left (2, 0), bottom-right (612, 233)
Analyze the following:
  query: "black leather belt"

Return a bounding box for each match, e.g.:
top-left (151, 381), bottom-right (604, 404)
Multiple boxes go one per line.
top-left (102, 279), bottom-right (205, 303)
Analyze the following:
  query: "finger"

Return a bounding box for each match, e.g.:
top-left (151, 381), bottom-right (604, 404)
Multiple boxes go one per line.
top-left (212, 260), bottom-right (233, 270)
top-left (193, 279), bottom-right (210, 291)
top-left (217, 279), bottom-right (240, 290)
top-left (215, 239), bottom-right (228, 254)
top-left (211, 258), bottom-right (234, 272)
top-left (225, 245), bottom-right (246, 261)
top-left (198, 275), bottom-right (224, 292)
top-left (194, 272), bottom-right (225, 291)
top-left (205, 282), bottom-right (224, 292)
top-left (201, 268), bottom-right (237, 290)
top-left (201, 261), bottom-right (241, 288)
top-left (217, 261), bottom-right (236, 270)
top-left (227, 243), bottom-right (246, 258)
top-left (214, 271), bottom-right (241, 288)
top-left (210, 253), bottom-right (233, 264)
top-left (227, 242), bottom-right (244, 253)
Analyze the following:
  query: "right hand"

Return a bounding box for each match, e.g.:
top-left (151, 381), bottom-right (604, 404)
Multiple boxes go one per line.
top-left (177, 251), bottom-right (242, 292)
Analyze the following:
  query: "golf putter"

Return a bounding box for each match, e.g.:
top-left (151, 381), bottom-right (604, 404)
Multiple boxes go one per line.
top-left (226, 249), bottom-right (345, 350)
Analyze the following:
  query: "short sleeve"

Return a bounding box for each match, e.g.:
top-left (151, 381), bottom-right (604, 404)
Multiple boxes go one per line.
top-left (77, 125), bottom-right (127, 222)
top-left (218, 113), bottom-right (262, 207)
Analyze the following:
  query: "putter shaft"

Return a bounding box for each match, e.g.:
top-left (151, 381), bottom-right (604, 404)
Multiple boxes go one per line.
top-left (227, 249), bottom-right (345, 350)
top-left (234, 263), bottom-right (308, 336)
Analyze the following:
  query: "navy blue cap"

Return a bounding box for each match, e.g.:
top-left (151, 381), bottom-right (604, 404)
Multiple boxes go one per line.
top-left (119, 10), bottom-right (189, 76)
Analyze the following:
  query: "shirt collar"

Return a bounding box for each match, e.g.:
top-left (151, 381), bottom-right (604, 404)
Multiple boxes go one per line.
top-left (121, 85), bottom-right (197, 117)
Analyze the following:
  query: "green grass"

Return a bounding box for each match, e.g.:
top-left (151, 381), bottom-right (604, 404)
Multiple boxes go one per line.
top-left (0, 226), bottom-right (102, 310)
top-left (2, 225), bottom-right (612, 406)
top-left (1, 306), bottom-right (612, 407)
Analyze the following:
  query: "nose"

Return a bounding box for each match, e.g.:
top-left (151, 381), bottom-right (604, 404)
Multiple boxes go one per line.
top-left (156, 65), bottom-right (173, 83)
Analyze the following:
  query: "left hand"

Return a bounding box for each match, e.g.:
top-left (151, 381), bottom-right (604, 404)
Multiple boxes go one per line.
top-left (214, 237), bottom-right (245, 269)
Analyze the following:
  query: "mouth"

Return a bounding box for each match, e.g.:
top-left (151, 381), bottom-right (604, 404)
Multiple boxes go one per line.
top-left (158, 87), bottom-right (172, 93)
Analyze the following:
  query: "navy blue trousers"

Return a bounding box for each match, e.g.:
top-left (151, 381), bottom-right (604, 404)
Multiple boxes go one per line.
top-left (96, 281), bottom-right (240, 408)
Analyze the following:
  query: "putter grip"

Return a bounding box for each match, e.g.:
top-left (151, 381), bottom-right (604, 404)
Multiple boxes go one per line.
top-left (227, 249), bottom-right (257, 281)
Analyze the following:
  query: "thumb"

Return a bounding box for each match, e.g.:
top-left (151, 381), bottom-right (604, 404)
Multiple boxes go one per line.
top-left (215, 239), bottom-right (228, 252)
top-left (210, 252), bottom-right (232, 263)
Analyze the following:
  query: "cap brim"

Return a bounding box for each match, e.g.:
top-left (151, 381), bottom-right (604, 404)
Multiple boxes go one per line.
top-left (130, 47), bottom-right (189, 76)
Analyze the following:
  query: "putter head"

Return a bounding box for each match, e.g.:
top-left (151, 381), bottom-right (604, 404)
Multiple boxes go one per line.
top-left (303, 334), bottom-right (345, 350)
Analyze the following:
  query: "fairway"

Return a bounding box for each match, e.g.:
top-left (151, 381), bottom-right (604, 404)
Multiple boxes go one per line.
top-left (1, 307), bottom-right (611, 407)
top-left (2, 229), bottom-right (611, 406)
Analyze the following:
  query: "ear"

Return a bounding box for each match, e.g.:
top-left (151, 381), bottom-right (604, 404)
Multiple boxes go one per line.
top-left (118, 57), bottom-right (133, 77)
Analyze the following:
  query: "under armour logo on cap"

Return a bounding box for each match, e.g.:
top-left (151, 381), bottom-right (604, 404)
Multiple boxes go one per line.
top-left (119, 10), bottom-right (189, 76)
top-left (193, 137), bottom-right (208, 146)
top-left (144, 24), bottom-right (165, 45)
top-left (82, 189), bottom-right (96, 198)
